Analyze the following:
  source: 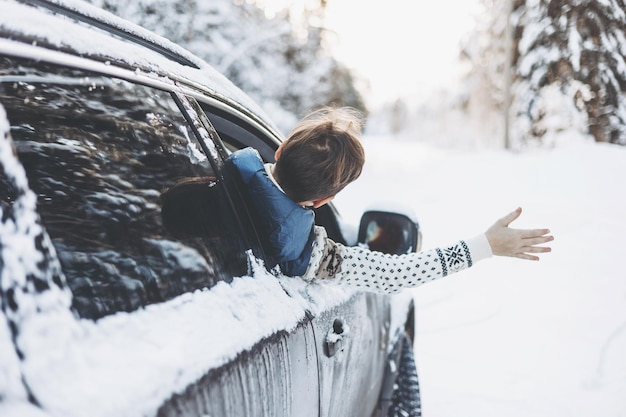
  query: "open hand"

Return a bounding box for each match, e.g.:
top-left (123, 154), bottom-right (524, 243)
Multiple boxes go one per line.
top-left (485, 207), bottom-right (553, 261)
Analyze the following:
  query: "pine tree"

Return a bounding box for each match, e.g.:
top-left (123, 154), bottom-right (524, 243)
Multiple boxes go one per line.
top-left (513, 0), bottom-right (626, 146)
top-left (465, 0), bottom-right (626, 147)
top-left (246, 1), bottom-right (365, 119)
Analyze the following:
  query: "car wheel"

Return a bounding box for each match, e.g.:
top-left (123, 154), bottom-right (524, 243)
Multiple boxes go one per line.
top-left (387, 333), bottom-right (421, 417)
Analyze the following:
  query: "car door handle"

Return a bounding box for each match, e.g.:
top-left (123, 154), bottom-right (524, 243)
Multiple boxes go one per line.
top-left (324, 319), bottom-right (346, 357)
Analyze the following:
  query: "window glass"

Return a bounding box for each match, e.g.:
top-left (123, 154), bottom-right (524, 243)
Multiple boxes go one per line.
top-left (199, 103), bottom-right (277, 161)
top-left (0, 58), bottom-right (248, 320)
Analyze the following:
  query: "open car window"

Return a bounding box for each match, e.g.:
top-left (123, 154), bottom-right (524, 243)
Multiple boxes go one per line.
top-left (0, 57), bottom-right (249, 320)
top-left (199, 103), bottom-right (348, 245)
top-left (199, 103), bottom-right (277, 161)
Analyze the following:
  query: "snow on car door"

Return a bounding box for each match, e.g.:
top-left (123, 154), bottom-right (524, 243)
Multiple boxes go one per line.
top-left (312, 291), bottom-right (390, 417)
top-left (157, 319), bottom-right (319, 417)
top-left (0, 102), bottom-right (52, 417)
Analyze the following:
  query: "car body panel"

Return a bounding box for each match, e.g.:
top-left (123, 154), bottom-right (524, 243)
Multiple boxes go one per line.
top-left (157, 322), bottom-right (319, 417)
top-left (313, 293), bottom-right (389, 417)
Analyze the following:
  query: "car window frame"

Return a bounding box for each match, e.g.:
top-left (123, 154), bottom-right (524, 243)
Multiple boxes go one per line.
top-left (198, 102), bottom-right (278, 162)
top-left (173, 93), bottom-right (271, 262)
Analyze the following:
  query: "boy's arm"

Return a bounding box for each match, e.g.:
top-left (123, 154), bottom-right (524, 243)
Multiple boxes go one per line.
top-left (301, 208), bottom-right (553, 294)
top-left (301, 226), bottom-right (492, 294)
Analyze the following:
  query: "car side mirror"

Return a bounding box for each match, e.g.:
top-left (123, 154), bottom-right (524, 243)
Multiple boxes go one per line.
top-left (357, 210), bottom-right (422, 255)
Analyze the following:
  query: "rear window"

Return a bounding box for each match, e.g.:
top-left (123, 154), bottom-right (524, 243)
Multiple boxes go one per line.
top-left (0, 57), bottom-right (249, 320)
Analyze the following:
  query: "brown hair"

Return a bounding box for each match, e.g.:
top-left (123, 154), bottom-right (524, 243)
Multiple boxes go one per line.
top-left (273, 107), bottom-right (365, 203)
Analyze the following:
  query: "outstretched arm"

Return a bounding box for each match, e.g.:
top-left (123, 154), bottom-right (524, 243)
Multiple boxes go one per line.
top-left (301, 207), bottom-right (553, 294)
top-left (485, 207), bottom-right (553, 261)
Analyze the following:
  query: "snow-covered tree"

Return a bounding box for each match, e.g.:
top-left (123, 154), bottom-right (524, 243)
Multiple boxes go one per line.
top-left (512, 0), bottom-right (626, 146)
top-left (464, 0), bottom-right (626, 147)
top-left (263, 8), bottom-right (366, 120)
top-left (459, 0), bottom-right (511, 147)
top-left (91, 0), bottom-right (366, 132)
top-left (462, 0), bottom-right (509, 116)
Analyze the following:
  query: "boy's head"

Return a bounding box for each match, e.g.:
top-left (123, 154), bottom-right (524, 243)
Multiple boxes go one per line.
top-left (273, 107), bottom-right (365, 207)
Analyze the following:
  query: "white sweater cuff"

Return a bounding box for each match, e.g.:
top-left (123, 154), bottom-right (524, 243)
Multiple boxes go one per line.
top-left (465, 233), bottom-right (493, 264)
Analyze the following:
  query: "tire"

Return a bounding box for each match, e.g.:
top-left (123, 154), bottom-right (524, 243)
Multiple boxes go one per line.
top-left (387, 333), bottom-right (421, 417)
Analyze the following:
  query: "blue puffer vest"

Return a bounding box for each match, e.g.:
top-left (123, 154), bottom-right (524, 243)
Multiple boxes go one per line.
top-left (228, 148), bottom-right (315, 276)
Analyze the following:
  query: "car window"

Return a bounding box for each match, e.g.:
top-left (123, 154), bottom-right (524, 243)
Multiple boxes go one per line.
top-left (0, 57), bottom-right (249, 320)
top-left (200, 103), bottom-right (277, 161)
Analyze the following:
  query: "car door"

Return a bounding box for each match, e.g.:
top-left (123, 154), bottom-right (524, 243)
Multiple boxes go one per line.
top-left (0, 55), bottom-right (319, 417)
top-left (311, 292), bottom-right (390, 417)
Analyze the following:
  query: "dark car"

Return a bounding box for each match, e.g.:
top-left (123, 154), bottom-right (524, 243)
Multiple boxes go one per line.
top-left (0, 1), bottom-right (421, 416)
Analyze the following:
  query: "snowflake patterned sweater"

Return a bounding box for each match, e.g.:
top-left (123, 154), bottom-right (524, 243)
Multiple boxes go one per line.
top-left (301, 226), bottom-right (493, 294)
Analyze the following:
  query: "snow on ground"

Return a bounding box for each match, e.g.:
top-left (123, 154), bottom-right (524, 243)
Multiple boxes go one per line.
top-left (333, 136), bottom-right (626, 417)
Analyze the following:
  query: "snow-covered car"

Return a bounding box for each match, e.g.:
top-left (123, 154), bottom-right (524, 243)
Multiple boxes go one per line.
top-left (0, 1), bottom-right (420, 416)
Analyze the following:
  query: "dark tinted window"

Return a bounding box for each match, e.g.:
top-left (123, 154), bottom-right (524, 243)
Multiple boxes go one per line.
top-left (0, 58), bottom-right (248, 320)
top-left (200, 104), bottom-right (277, 162)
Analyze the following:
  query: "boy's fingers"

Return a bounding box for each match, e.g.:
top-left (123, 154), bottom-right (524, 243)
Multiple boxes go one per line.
top-left (523, 246), bottom-right (552, 253)
top-left (487, 209), bottom-right (554, 261)
top-left (524, 235), bottom-right (554, 245)
top-left (498, 207), bottom-right (522, 227)
top-left (520, 228), bottom-right (551, 238)
top-left (516, 253), bottom-right (539, 261)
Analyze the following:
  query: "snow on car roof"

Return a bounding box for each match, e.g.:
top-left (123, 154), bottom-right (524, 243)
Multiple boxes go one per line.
top-left (0, 0), bottom-right (278, 134)
top-left (35, 0), bottom-right (207, 67)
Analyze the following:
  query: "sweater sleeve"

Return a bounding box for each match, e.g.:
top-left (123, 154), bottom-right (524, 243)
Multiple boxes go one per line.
top-left (301, 226), bottom-right (492, 294)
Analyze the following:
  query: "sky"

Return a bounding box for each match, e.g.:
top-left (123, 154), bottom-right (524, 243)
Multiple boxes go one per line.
top-left (323, 0), bottom-right (482, 107)
top-left (259, 0), bottom-right (482, 108)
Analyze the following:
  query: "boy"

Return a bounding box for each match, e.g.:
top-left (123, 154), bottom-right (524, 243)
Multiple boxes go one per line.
top-left (227, 107), bottom-right (553, 293)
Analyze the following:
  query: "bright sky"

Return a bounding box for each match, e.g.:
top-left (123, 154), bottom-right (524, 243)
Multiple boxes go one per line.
top-left (323, 0), bottom-right (481, 107)
top-left (258, 0), bottom-right (482, 108)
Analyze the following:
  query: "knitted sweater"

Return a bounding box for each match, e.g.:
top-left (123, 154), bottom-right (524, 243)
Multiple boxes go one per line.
top-left (301, 226), bottom-right (493, 294)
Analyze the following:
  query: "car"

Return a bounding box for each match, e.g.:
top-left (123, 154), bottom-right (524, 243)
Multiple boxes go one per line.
top-left (0, 1), bottom-right (421, 416)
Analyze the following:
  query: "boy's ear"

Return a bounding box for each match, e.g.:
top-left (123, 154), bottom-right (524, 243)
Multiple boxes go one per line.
top-left (274, 142), bottom-right (285, 161)
top-left (312, 195), bottom-right (334, 209)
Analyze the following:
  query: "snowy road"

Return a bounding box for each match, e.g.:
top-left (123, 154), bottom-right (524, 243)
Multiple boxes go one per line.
top-left (333, 136), bottom-right (626, 417)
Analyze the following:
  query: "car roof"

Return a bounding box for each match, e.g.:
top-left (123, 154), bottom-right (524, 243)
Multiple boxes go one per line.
top-left (0, 0), bottom-right (282, 142)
